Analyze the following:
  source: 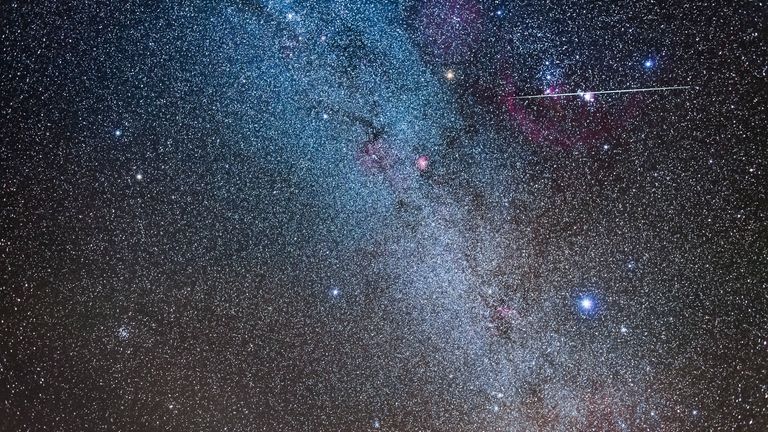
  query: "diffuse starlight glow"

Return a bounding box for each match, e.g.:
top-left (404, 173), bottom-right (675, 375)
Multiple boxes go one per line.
top-left (2, 0), bottom-right (765, 430)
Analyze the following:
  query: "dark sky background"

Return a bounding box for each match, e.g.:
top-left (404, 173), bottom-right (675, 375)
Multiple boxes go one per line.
top-left (1, 0), bottom-right (767, 430)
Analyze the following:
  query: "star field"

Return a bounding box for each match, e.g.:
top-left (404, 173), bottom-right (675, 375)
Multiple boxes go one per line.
top-left (1, 0), bottom-right (767, 431)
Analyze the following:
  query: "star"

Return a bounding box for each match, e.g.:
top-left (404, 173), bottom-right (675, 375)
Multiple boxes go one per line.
top-left (135, 173), bottom-right (143, 181)
top-left (444, 69), bottom-right (455, 80)
top-left (576, 294), bottom-right (600, 317)
top-left (643, 58), bottom-right (655, 69)
top-left (114, 129), bottom-right (123, 137)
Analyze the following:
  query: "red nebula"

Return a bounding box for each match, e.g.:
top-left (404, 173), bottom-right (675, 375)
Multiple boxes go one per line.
top-left (493, 304), bottom-right (513, 320)
top-left (354, 136), bottom-right (413, 191)
top-left (503, 81), bottom-right (641, 150)
top-left (415, 155), bottom-right (430, 172)
top-left (484, 299), bottom-right (521, 337)
top-left (491, 304), bottom-right (520, 325)
top-left (356, 137), bottom-right (395, 175)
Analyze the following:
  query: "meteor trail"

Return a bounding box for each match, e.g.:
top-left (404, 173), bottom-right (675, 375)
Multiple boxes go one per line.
top-left (512, 85), bottom-right (693, 99)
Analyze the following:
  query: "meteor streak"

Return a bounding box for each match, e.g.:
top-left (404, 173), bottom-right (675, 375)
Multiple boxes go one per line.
top-left (513, 85), bottom-right (693, 99)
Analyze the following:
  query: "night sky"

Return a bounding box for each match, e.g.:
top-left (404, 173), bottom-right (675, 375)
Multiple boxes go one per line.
top-left (2, 0), bottom-right (767, 430)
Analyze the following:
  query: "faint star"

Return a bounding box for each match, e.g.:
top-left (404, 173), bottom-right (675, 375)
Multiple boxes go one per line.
top-left (135, 173), bottom-right (143, 181)
top-left (114, 129), bottom-right (123, 137)
top-left (444, 69), bottom-right (455, 80)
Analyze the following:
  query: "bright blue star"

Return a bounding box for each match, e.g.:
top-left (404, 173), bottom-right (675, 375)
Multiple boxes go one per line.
top-left (643, 58), bottom-right (655, 69)
top-left (580, 297), bottom-right (594, 310)
top-left (576, 293), bottom-right (600, 318)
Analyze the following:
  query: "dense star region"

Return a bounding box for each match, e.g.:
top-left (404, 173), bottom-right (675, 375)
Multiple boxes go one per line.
top-left (1, 0), bottom-right (767, 431)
